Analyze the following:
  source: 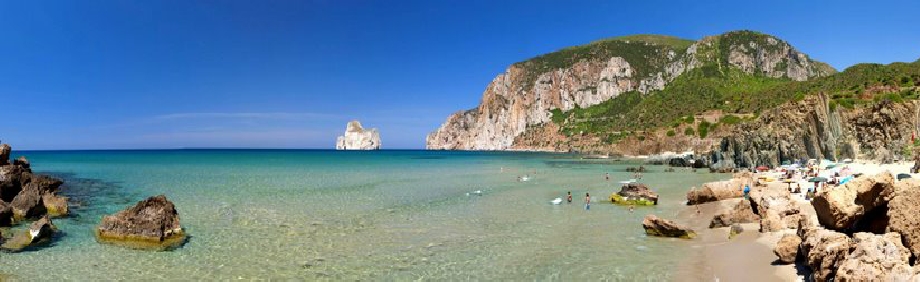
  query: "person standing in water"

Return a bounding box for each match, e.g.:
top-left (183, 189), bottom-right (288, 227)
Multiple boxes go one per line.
top-left (605, 173), bottom-right (609, 181)
top-left (567, 191), bottom-right (572, 204)
top-left (584, 193), bottom-right (591, 210)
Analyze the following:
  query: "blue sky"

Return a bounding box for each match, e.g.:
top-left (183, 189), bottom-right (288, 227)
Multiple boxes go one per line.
top-left (2, 0), bottom-right (919, 150)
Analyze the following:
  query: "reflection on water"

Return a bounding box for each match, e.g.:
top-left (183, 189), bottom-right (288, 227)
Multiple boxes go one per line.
top-left (0, 150), bottom-right (725, 280)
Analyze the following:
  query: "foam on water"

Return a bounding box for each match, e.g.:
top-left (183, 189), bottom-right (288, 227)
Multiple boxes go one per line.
top-left (0, 150), bottom-right (724, 280)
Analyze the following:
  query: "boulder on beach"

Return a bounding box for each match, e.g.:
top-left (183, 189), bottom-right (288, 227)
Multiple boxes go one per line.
top-left (96, 195), bottom-right (186, 251)
top-left (686, 180), bottom-right (744, 205)
top-left (773, 233), bottom-right (801, 264)
top-left (642, 214), bottom-right (696, 239)
top-left (799, 227), bottom-right (852, 282)
top-left (811, 172), bottom-right (895, 232)
top-left (887, 178), bottom-right (920, 258)
top-left (759, 211), bottom-right (786, 233)
top-left (749, 187), bottom-right (799, 216)
top-left (835, 232), bottom-right (914, 281)
top-left (0, 215), bottom-right (56, 252)
top-left (709, 199), bottom-right (760, 228)
top-left (610, 183), bottom-right (658, 206)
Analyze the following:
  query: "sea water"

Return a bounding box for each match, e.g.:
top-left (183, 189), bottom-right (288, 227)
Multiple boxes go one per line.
top-left (0, 150), bottom-right (725, 280)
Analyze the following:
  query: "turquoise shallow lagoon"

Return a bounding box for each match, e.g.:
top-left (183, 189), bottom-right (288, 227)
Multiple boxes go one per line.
top-left (0, 150), bottom-right (724, 280)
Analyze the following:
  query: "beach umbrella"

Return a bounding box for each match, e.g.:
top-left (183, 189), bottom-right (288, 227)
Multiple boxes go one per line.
top-left (825, 164), bottom-right (836, 169)
top-left (756, 166), bottom-right (770, 171)
top-left (808, 177), bottom-right (828, 183)
top-left (897, 173), bottom-right (912, 180)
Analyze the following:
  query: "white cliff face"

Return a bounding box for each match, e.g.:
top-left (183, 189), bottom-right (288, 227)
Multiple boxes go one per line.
top-left (426, 31), bottom-right (835, 151)
top-left (336, 121), bottom-right (381, 150)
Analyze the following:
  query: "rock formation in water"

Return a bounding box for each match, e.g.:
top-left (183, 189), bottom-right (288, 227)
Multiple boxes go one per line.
top-left (0, 144), bottom-right (68, 225)
top-left (336, 120), bottom-right (381, 150)
top-left (96, 195), bottom-right (186, 251)
top-left (427, 30), bottom-right (833, 150)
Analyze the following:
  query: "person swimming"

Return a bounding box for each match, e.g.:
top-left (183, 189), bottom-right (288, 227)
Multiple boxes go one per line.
top-left (567, 191), bottom-right (572, 203)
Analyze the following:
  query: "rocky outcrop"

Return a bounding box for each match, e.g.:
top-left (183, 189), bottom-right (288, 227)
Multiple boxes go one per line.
top-left (835, 232), bottom-right (914, 282)
top-left (335, 120), bottom-right (380, 150)
top-left (610, 183), bottom-right (658, 205)
top-left (428, 31), bottom-right (833, 151)
top-left (709, 199), bottom-right (760, 228)
top-left (773, 233), bottom-right (801, 264)
top-left (0, 215), bottom-right (56, 252)
top-left (799, 227), bottom-right (852, 281)
top-left (0, 144), bottom-right (10, 165)
top-left (96, 195), bottom-right (186, 250)
top-left (811, 172), bottom-right (895, 232)
top-left (642, 214), bottom-right (696, 239)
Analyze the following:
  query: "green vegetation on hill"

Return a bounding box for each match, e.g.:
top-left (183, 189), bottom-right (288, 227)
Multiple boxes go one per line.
top-left (551, 59), bottom-right (920, 140)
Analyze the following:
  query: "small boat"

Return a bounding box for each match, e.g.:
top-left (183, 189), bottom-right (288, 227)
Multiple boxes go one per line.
top-left (550, 198), bottom-right (563, 205)
top-left (520, 176), bottom-right (531, 182)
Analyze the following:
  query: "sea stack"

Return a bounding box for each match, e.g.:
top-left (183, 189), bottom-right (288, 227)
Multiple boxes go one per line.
top-left (335, 120), bottom-right (381, 150)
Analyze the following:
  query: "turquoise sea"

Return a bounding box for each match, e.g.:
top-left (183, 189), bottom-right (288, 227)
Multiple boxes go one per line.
top-left (0, 150), bottom-right (725, 280)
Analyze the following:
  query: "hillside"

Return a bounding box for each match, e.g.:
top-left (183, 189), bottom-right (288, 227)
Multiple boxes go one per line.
top-left (427, 30), bottom-right (835, 150)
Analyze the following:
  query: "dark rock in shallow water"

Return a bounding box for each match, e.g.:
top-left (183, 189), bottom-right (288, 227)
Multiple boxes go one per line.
top-left (0, 201), bottom-right (11, 227)
top-left (96, 195), bottom-right (186, 251)
top-left (1, 215), bottom-right (57, 252)
top-left (610, 183), bottom-right (658, 206)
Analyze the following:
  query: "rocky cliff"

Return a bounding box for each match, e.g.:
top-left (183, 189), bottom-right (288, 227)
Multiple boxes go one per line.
top-left (427, 31), bottom-right (834, 150)
top-left (710, 94), bottom-right (920, 169)
top-left (335, 120), bottom-right (381, 150)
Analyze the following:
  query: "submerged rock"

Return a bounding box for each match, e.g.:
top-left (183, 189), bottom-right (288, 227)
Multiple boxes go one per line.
top-left (773, 233), bottom-right (801, 264)
top-left (1, 215), bottom-right (56, 252)
top-left (96, 195), bottom-right (186, 251)
top-left (710, 199), bottom-right (760, 228)
top-left (610, 183), bottom-right (658, 206)
top-left (642, 214), bottom-right (696, 239)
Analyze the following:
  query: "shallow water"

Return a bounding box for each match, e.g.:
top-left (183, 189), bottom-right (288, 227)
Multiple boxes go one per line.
top-left (0, 150), bottom-right (725, 280)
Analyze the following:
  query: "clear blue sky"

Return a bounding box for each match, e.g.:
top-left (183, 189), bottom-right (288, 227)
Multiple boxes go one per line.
top-left (2, 0), bottom-right (919, 150)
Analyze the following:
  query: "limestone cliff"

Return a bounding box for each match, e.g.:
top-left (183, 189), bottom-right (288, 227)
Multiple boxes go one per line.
top-left (427, 31), bottom-right (834, 150)
top-left (336, 121), bottom-right (381, 150)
